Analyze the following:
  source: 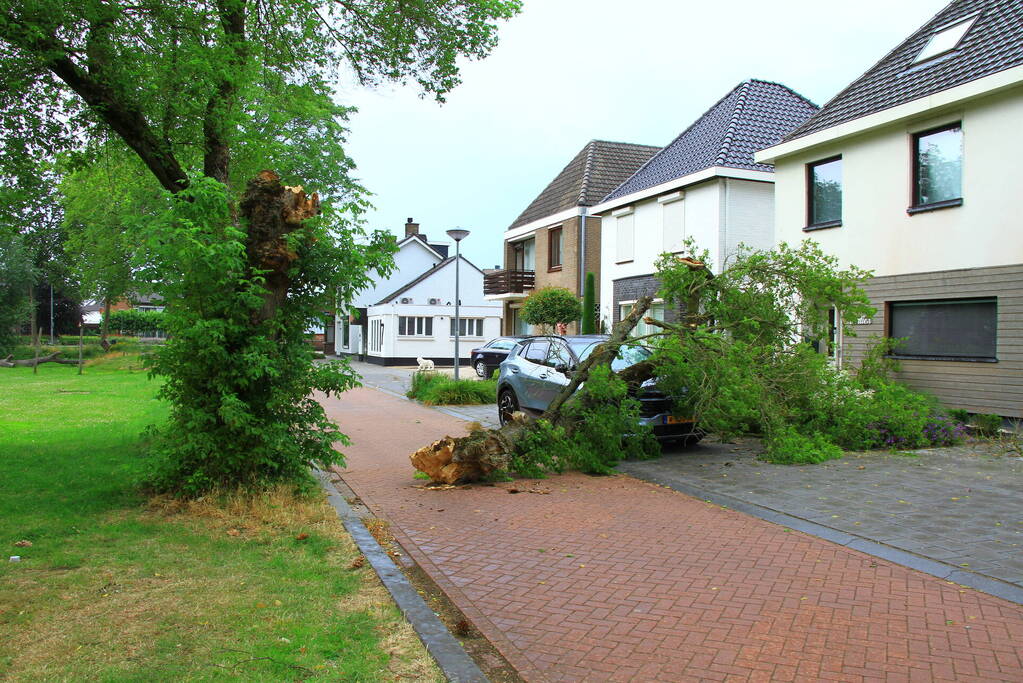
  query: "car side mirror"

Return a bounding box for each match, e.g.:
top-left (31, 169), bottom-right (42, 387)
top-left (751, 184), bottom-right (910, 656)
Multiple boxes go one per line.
top-left (555, 363), bottom-right (570, 375)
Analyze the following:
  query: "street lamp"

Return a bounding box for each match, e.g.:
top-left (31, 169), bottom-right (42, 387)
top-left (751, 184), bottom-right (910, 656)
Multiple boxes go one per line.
top-left (446, 228), bottom-right (470, 379)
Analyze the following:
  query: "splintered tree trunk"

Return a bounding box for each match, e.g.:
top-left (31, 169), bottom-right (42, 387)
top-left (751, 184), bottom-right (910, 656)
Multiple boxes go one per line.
top-left (410, 296), bottom-right (658, 484)
top-left (238, 171), bottom-right (319, 330)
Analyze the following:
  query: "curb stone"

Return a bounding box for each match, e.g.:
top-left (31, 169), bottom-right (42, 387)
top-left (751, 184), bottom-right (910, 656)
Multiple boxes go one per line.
top-left (618, 463), bottom-right (1023, 606)
top-left (315, 469), bottom-right (487, 683)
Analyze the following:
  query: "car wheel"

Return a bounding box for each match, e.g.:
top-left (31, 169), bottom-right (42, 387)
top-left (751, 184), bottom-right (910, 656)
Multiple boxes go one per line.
top-left (475, 360), bottom-right (488, 378)
top-left (498, 388), bottom-right (519, 426)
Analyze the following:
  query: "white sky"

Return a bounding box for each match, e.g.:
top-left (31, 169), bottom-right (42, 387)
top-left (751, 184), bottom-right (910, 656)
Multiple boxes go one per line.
top-left (337, 0), bottom-right (950, 268)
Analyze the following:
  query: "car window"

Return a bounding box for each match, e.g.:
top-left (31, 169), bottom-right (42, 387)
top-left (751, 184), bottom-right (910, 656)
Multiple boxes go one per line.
top-left (522, 341), bottom-right (549, 364)
top-left (576, 341), bottom-right (651, 371)
top-left (545, 342), bottom-right (573, 369)
top-left (488, 339), bottom-right (515, 351)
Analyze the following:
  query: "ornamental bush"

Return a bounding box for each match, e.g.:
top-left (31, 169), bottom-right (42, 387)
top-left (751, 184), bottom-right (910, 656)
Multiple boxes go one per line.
top-left (520, 286), bottom-right (581, 334)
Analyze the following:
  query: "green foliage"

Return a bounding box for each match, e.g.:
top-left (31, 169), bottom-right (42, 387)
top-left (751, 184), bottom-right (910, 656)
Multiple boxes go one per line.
top-left (406, 371), bottom-right (496, 405)
top-left (972, 413), bottom-right (1004, 436)
top-left (0, 235), bottom-right (36, 354)
top-left (521, 286), bottom-right (582, 333)
top-left (105, 309), bottom-right (165, 336)
top-left (141, 179), bottom-right (393, 495)
top-left (581, 272), bottom-right (596, 334)
top-left (763, 425), bottom-right (843, 464)
top-left (948, 408), bottom-right (970, 423)
top-left (651, 240), bottom-right (964, 462)
top-left (511, 366), bottom-right (658, 476)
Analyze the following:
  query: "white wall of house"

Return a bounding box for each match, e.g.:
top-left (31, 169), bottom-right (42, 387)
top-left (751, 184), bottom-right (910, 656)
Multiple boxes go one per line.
top-left (357, 238), bottom-right (443, 306)
top-left (365, 304), bottom-right (502, 362)
top-left (771, 87), bottom-right (1023, 276)
top-left (597, 177), bottom-right (776, 326)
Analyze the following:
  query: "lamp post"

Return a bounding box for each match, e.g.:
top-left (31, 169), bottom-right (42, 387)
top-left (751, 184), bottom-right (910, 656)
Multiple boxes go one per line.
top-left (446, 228), bottom-right (470, 379)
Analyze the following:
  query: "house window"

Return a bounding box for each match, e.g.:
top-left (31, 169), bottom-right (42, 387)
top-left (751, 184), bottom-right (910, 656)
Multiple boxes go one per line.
top-left (913, 123), bottom-right (962, 209)
top-left (888, 298), bottom-right (996, 360)
top-left (398, 316), bottom-right (433, 337)
top-left (620, 301), bottom-right (665, 338)
top-left (548, 228), bottom-right (562, 270)
top-left (341, 318), bottom-right (350, 348)
top-left (369, 319), bottom-right (383, 353)
top-left (450, 318), bottom-right (484, 337)
top-left (512, 238), bottom-right (535, 271)
top-left (661, 196), bottom-right (685, 252)
top-left (914, 16), bottom-right (977, 63)
top-left (807, 156), bottom-right (842, 228)
top-left (615, 212), bottom-right (634, 263)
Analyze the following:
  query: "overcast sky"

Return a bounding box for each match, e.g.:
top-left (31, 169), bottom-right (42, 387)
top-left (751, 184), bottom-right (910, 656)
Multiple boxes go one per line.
top-left (336, 0), bottom-right (950, 268)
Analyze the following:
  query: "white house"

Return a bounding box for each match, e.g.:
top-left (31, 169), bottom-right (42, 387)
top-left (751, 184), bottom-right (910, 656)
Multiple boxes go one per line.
top-left (588, 79), bottom-right (819, 334)
top-left (756, 0), bottom-right (1023, 418)
top-left (334, 218), bottom-right (502, 366)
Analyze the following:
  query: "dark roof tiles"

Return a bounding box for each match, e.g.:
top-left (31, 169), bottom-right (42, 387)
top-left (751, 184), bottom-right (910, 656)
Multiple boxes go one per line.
top-left (509, 140), bottom-right (660, 229)
top-left (785, 0), bottom-right (1023, 142)
top-left (602, 79), bottom-right (818, 203)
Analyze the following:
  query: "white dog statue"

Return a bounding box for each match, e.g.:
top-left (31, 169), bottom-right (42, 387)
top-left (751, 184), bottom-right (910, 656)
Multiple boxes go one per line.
top-left (416, 357), bottom-right (435, 372)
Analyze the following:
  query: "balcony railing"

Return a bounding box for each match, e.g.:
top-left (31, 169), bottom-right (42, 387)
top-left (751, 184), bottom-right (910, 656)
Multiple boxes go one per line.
top-left (484, 269), bottom-right (535, 296)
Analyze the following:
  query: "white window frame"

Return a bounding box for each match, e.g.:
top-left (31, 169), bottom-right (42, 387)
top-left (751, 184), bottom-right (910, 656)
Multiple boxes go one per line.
top-left (614, 207), bottom-right (635, 263)
top-left (398, 316), bottom-right (434, 337)
top-left (450, 317), bottom-right (484, 338)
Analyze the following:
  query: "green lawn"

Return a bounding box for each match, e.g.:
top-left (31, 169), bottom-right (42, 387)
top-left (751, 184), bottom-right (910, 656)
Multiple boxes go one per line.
top-left (0, 357), bottom-right (438, 681)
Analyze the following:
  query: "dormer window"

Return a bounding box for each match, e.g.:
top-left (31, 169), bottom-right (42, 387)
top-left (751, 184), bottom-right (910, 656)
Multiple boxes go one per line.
top-left (914, 16), bottom-right (977, 63)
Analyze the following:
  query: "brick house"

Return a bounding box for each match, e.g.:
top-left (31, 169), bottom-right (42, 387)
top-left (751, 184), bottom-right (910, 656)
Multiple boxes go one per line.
top-left (485, 140), bottom-right (660, 335)
top-left (589, 79), bottom-right (819, 334)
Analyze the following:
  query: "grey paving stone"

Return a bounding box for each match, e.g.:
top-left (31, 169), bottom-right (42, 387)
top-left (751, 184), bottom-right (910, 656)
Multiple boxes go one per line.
top-left (620, 437), bottom-right (1023, 592)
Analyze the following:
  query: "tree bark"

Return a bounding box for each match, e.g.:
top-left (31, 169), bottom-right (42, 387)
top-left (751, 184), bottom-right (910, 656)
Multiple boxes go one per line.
top-left (238, 171), bottom-right (319, 329)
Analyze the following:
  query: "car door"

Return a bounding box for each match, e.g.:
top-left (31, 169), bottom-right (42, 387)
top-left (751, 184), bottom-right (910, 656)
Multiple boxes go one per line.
top-left (516, 340), bottom-right (550, 410)
top-left (534, 340), bottom-right (573, 408)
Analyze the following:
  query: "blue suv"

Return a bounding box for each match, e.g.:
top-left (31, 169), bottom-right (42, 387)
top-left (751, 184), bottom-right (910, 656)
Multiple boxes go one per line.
top-left (496, 335), bottom-right (702, 445)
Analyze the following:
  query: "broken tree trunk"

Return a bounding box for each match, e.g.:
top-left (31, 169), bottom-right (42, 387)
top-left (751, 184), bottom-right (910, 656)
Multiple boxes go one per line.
top-left (409, 296), bottom-right (659, 483)
top-left (239, 170), bottom-right (320, 331)
top-left (1, 352), bottom-right (79, 368)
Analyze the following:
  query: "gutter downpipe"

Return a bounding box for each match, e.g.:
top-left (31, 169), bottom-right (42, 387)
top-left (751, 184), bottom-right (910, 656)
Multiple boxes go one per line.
top-left (578, 208), bottom-right (586, 297)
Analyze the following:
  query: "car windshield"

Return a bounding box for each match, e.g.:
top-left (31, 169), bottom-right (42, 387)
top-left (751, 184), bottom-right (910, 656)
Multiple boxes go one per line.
top-left (573, 341), bottom-right (651, 371)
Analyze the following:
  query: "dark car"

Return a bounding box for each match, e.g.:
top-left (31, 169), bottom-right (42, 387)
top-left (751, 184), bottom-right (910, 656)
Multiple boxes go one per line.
top-left (496, 335), bottom-right (702, 445)
top-left (469, 336), bottom-right (528, 378)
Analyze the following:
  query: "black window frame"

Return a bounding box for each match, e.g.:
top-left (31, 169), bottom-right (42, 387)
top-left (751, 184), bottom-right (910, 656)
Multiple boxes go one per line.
top-left (910, 122), bottom-right (963, 214)
top-left (886, 297), bottom-right (997, 362)
top-left (805, 155), bottom-right (843, 231)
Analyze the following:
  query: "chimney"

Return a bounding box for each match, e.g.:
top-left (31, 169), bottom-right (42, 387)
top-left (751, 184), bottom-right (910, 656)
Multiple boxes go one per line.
top-left (404, 217), bottom-right (420, 238)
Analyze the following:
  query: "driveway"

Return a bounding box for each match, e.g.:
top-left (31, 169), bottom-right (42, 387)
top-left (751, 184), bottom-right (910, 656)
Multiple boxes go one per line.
top-left (320, 385), bottom-right (1023, 682)
top-left (621, 438), bottom-right (1023, 590)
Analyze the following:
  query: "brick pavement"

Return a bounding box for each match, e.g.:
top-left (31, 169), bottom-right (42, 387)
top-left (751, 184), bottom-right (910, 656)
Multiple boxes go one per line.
top-left (321, 386), bottom-right (1023, 682)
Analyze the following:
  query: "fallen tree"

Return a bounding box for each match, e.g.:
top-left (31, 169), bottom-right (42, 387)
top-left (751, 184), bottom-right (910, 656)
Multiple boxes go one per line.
top-left (411, 239), bottom-right (956, 481)
top-left (0, 352), bottom-right (79, 368)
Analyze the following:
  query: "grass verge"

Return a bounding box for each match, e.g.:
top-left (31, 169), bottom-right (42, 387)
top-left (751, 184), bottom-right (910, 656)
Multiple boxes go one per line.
top-left (0, 357), bottom-right (440, 681)
top-left (406, 371), bottom-right (496, 406)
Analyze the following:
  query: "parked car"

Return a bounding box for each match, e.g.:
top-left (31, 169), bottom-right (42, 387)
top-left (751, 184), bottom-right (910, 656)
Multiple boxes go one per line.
top-left (496, 335), bottom-right (702, 445)
top-left (469, 336), bottom-right (529, 378)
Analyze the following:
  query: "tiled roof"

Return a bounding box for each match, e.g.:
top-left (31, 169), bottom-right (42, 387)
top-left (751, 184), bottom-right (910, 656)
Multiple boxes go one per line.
top-left (508, 140), bottom-right (660, 229)
top-left (785, 0), bottom-right (1023, 142)
top-left (603, 80), bottom-right (818, 203)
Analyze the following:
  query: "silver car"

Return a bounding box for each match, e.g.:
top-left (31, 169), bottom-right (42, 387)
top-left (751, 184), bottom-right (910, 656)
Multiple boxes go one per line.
top-left (496, 335), bottom-right (702, 445)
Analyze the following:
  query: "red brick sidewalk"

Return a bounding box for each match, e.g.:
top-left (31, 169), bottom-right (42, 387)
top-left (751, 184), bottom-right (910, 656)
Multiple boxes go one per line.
top-left (321, 387), bottom-right (1023, 682)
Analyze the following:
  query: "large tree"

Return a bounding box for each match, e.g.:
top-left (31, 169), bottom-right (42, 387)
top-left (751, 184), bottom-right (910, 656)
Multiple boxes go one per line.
top-left (0, 0), bottom-right (520, 492)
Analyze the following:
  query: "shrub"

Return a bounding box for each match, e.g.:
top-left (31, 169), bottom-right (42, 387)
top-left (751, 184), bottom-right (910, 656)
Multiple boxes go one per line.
top-left (762, 425), bottom-right (843, 464)
top-left (948, 408), bottom-right (970, 424)
top-left (406, 371), bottom-right (496, 406)
top-left (972, 413), bottom-right (1004, 436)
top-left (520, 287), bottom-right (581, 333)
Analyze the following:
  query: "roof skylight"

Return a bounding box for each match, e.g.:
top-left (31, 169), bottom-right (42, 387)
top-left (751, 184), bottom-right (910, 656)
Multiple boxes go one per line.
top-left (914, 16), bottom-right (978, 63)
